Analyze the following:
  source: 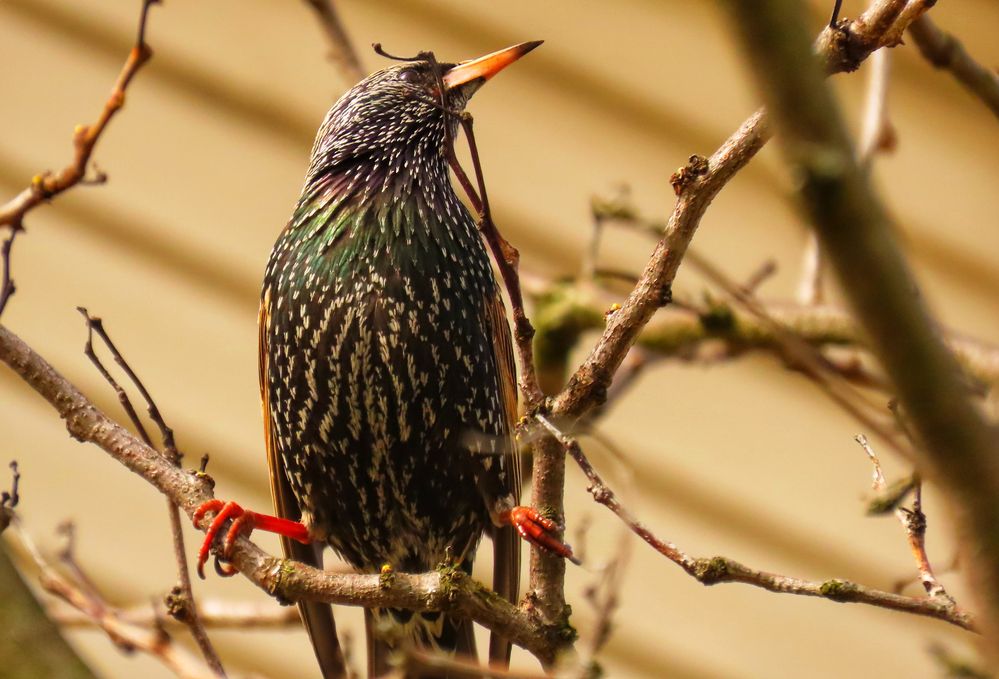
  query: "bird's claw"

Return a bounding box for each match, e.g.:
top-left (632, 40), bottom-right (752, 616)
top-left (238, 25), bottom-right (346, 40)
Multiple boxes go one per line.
top-left (501, 506), bottom-right (580, 565)
top-left (193, 499), bottom-right (251, 579)
top-left (193, 498), bottom-right (312, 579)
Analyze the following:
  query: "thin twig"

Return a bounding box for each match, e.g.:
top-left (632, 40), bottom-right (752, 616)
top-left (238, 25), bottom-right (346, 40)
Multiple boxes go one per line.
top-left (894, 552), bottom-right (960, 594)
top-left (77, 308), bottom-right (224, 675)
top-left (908, 15), bottom-right (999, 121)
top-left (800, 27), bottom-right (895, 306)
top-left (0, 460), bottom-right (20, 533)
top-left (444, 109), bottom-right (566, 631)
top-left (51, 599), bottom-right (301, 630)
top-left (855, 434), bottom-right (888, 489)
top-left (10, 522), bottom-right (243, 679)
top-left (535, 415), bottom-right (973, 631)
top-left (741, 258), bottom-right (778, 295)
top-left (304, 0), bottom-right (364, 83)
top-left (857, 47), bottom-right (895, 168)
top-left (0, 226), bottom-right (21, 319)
top-left (577, 501), bottom-right (632, 678)
top-left (855, 435), bottom-right (954, 602)
top-left (77, 308), bottom-right (176, 456)
top-left (454, 115), bottom-right (544, 408)
top-left (797, 233), bottom-right (826, 305)
top-left (829, 0), bottom-right (844, 28)
top-left (0, 0), bottom-right (159, 228)
top-left (550, 0), bottom-right (921, 422)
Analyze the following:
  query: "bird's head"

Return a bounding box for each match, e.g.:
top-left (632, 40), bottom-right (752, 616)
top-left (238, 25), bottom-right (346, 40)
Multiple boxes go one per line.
top-left (308, 41), bottom-right (542, 181)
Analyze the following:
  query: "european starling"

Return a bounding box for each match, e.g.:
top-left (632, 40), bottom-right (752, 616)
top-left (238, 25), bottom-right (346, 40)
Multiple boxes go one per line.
top-left (194, 41), bottom-right (575, 678)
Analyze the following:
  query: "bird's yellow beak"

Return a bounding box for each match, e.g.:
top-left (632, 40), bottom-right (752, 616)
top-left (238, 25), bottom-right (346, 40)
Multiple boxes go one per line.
top-left (442, 41), bottom-right (543, 91)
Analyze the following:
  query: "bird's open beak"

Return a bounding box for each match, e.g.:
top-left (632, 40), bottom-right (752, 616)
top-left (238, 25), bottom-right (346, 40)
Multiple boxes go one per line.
top-left (442, 41), bottom-right (543, 91)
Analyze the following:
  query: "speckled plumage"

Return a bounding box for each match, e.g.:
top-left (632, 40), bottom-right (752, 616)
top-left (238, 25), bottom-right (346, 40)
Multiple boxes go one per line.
top-left (259, 59), bottom-right (521, 675)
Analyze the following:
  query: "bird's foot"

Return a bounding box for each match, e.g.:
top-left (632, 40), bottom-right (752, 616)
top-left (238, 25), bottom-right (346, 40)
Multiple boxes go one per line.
top-left (499, 506), bottom-right (580, 565)
top-left (193, 499), bottom-right (310, 579)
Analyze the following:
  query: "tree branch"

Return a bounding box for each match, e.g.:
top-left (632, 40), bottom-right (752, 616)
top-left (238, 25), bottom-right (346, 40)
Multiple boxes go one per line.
top-left (77, 309), bottom-right (224, 675)
top-left (0, 0), bottom-right (158, 228)
top-left (10, 521), bottom-right (243, 679)
top-left (549, 0), bottom-right (923, 422)
top-left (0, 0), bottom-right (158, 320)
top-left (856, 435), bottom-right (954, 602)
top-left (50, 599), bottom-right (300, 630)
top-left (719, 0), bottom-right (999, 659)
top-left (908, 15), bottom-right (999, 121)
top-left (303, 0), bottom-right (364, 83)
top-left (535, 416), bottom-right (974, 632)
top-left (530, 281), bottom-right (999, 388)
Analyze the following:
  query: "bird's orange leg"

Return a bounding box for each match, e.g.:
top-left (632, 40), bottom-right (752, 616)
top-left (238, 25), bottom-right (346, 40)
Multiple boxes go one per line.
top-left (193, 499), bottom-right (310, 579)
top-left (499, 506), bottom-right (580, 565)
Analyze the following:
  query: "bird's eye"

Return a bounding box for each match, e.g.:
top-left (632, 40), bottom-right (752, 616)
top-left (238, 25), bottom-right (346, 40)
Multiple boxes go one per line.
top-left (398, 69), bottom-right (420, 84)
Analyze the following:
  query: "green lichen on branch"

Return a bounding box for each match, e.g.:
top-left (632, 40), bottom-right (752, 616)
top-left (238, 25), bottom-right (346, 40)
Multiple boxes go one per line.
top-left (866, 475), bottom-right (918, 515)
top-left (819, 579), bottom-right (860, 601)
top-left (693, 556), bottom-right (730, 584)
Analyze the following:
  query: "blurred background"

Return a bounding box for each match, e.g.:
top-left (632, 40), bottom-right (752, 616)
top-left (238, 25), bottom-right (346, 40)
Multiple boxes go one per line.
top-left (2, 0), bottom-right (998, 677)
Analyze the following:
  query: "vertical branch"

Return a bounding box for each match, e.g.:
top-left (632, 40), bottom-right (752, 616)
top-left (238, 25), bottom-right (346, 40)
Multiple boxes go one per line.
top-left (447, 115), bottom-right (569, 636)
top-left (452, 115), bottom-right (545, 408)
top-left (857, 47), bottom-right (894, 167)
top-left (799, 21), bottom-right (894, 306)
top-left (856, 435), bottom-right (954, 601)
top-left (797, 233), bottom-right (825, 305)
top-left (0, 226), bottom-right (20, 319)
top-left (526, 435), bottom-right (571, 631)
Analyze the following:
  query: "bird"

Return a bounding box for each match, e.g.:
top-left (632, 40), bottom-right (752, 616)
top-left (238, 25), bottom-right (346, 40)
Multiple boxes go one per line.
top-left (193, 41), bottom-right (576, 678)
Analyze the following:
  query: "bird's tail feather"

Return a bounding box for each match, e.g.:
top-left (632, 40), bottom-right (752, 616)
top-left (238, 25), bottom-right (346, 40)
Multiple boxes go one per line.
top-left (366, 599), bottom-right (477, 677)
top-left (290, 543), bottom-right (347, 679)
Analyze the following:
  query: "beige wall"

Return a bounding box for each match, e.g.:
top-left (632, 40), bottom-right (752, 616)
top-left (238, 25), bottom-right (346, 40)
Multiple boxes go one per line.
top-left (2, 1), bottom-right (997, 677)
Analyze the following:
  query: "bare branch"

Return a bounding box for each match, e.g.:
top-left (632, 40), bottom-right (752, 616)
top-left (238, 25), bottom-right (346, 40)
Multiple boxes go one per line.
top-left (801, 26), bottom-right (894, 307)
top-left (303, 0), bottom-right (364, 83)
top-left (0, 227), bottom-right (20, 319)
top-left (797, 233), bottom-right (826, 305)
top-left (450, 115), bottom-right (544, 408)
top-left (76, 309), bottom-right (224, 674)
top-left (856, 435), bottom-right (954, 602)
top-left (857, 48), bottom-right (895, 167)
top-left (550, 0), bottom-right (924, 421)
top-left (10, 522), bottom-right (242, 679)
top-left (445, 110), bottom-right (566, 632)
top-left (908, 15), bottom-right (999, 121)
top-left (0, 0), bottom-right (159, 228)
top-left (0, 0), bottom-right (158, 321)
top-left (535, 416), bottom-right (974, 631)
top-left (51, 599), bottom-right (300, 630)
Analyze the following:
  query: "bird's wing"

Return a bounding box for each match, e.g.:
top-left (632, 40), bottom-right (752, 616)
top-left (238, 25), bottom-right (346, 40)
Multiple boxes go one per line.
top-left (484, 289), bottom-right (521, 667)
top-left (260, 292), bottom-right (347, 679)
